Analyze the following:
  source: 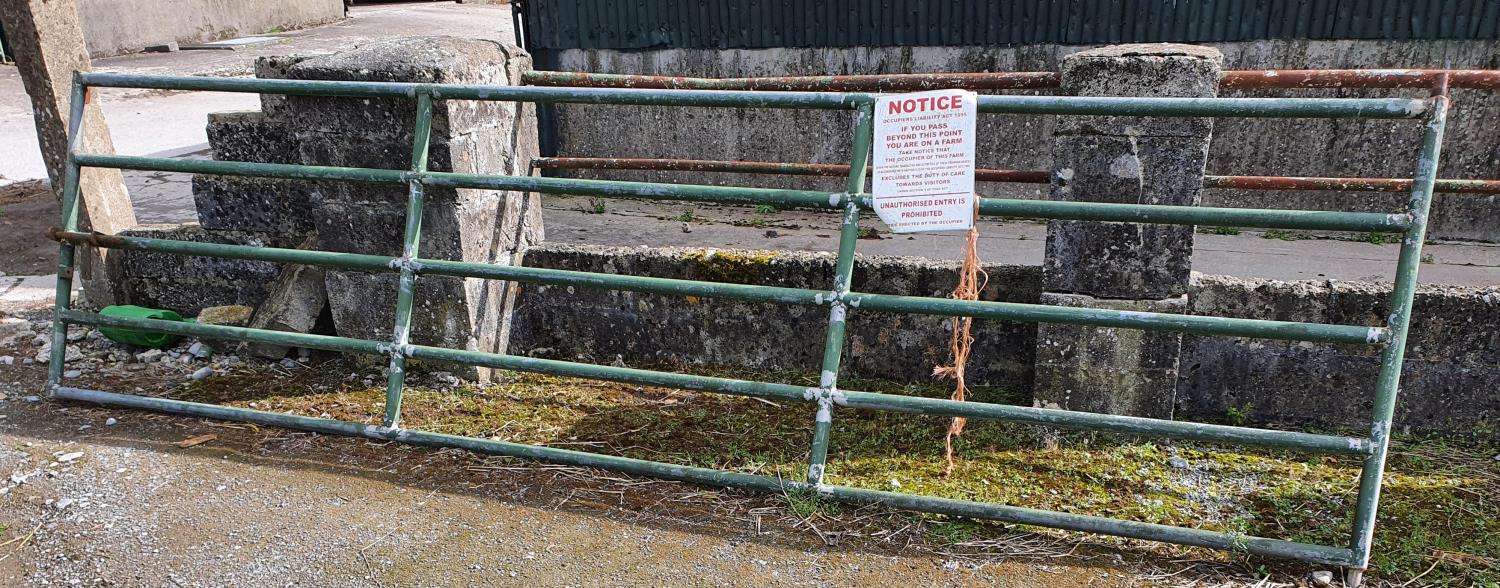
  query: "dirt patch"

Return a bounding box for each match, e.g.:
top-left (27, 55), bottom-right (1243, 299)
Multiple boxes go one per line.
top-left (0, 318), bottom-right (1161, 587)
top-left (0, 181), bottom-right (57, 276)
top-left (0, 308), bottom-right (1495, 586)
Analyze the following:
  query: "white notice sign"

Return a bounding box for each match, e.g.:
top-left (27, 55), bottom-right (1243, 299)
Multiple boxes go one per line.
top-left (871, 89), bottom-right (978, 233)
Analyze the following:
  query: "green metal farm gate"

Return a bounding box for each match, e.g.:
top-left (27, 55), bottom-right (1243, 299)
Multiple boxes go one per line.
top-left (46, 71), bottom-right (1445, 581)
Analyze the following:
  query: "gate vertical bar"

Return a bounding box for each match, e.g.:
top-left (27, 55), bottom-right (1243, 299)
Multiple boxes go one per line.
top-left (806, 103), bottom-right (874, 486)
top-left (48, 74), bottom-right (91, 391)
top-left (383, 92), bottom-right (435, 428)
top-left (1346, 94), bottom-right (1447, 583)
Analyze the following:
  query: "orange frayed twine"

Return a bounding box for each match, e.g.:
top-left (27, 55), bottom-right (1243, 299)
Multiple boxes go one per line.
top-left (932, 215), bottom-right (987, 476)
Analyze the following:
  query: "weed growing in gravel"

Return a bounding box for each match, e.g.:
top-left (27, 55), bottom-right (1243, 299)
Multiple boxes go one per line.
top-left (1262, 229), bottom-right (1312, 241)
top-left (1355, 231), bottom-right (1401, 245)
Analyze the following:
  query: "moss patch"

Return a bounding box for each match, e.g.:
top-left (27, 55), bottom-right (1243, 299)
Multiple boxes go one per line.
top-left (682, 249), bottom-right (783, 284)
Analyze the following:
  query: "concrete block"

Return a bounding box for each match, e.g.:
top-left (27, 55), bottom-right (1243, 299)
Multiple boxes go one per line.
top-left (276, 37), bottom-right (542, 382)
top-left (310, 190), bottom-right (527, 260)
top-left (284, 37), bottom-right (524, 136)
top-left (1050, 135), bottom-right (1209, 206)
top-left (1043, 134), bottom-right (1207, 298)
top-left (1032, 293), bottom-right (1185, 419)
top-left (254, 54), bottom-right (327, 118)
top-left (1056, 43), bottom-right (1222, 138)
top-left (1044, 222), bottom-right (1195, 300)
top-left (119, 224), bottom-right (292, 315)
top-left (243, 260), bottom-right (328, 359)
top-left (294, 131), bottom-right (514, 189)
top-left (192, 175), bottom-right (315, 235)
top-left (204, 110), bottom-right (298, 164)
top-left (324, 270), bottom-right (506, 380)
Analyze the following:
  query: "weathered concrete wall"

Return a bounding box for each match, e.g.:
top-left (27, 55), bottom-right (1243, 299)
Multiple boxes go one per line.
top-left (1178, 276), bottom-right (1500, 434)
top-left (546, 39), bottom-right (1500, 241)
top-left (510, 243), bottom-right (1500, 435)
top-left (76, 0), bottom-right (344, 57)
top-left (510, 244), bottom-right (1040, 387)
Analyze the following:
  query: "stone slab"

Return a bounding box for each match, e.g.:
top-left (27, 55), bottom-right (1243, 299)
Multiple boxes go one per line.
top-left (204, 110), bottom-right (298, 164)
top-left (244, 257), bottom-right (328, 359)
top-left (1056, 43), bottom-right (1222, 138)
top-left (119, 224), bottom-right (293, 316)
top-left (192, 175), bottom-right (315, 235)
top-left (510, 244), bottom-right (1041, 388)
top-left (284, 37), bottom-right (521, 136)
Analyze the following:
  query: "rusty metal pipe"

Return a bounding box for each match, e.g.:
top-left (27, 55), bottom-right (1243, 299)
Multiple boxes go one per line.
top-left (1206, 175), bottom-right (1500, 194)
top-left (532, 157), bottom-right (1051, 183)
top-left (533, 157), bottom-right (1500, 194)
top-left (525, 69), bottom-right (1500, 92)
top-left (522, 70), bottom-right (1060, 91)
top-left (1221, 69), bottom-right (1500, 90)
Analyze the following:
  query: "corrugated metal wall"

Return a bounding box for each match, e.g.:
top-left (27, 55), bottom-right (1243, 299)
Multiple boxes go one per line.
top-left (520, 0), bottom-right (1500, 50)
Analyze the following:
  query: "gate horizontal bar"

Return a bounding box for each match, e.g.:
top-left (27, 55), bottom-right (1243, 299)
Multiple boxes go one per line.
top-left (533, 156), bottom-right (1500, 194)
top-left (1220, 69), bottom-right (1500, 90)
top-left (74, 155), bottom-right (1410, 233)
top-left (835, 390), bottom-right (1369, 455)
top-left (50, 232), bottom-right (1388, 346)
top-left (57, 309), bottom-right (1370, 455)
top-left (962, 197), bottom-right (1409, 232)
top-left (844, 292), bottom-right (1384, 345)
top-left (49, 385), bottom-right (1358, 566)
top-left (78, 72), bottom-right (871, 110)
top-left (76, 72), bottom-right (1427, 119)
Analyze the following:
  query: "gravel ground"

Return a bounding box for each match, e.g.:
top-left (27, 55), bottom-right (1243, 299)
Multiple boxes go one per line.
top-left (0, 309), bottom-right (1182, 587)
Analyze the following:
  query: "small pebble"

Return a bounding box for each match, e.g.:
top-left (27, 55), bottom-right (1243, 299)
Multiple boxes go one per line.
top-left (1310, 570), bottom-right (1335, 587)
top-left (0, 356), bottom-right (13, 365)
top-left (23, 395), bottom-right (42, 402)
top-left (190, 367), bottom-right (214, 381)
top-left (1168, 456), bottom-right (1190, 469)
top-left (63, 369), bottom-right (82, 379)
top-left (57, 451), bottom-right (84, 463)
top-left (54, 497), bottom-right (74, 510)
top-left (106, 417), bottom-right (118, 426)
top-left (189, 342), bottom-right (212, 359)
